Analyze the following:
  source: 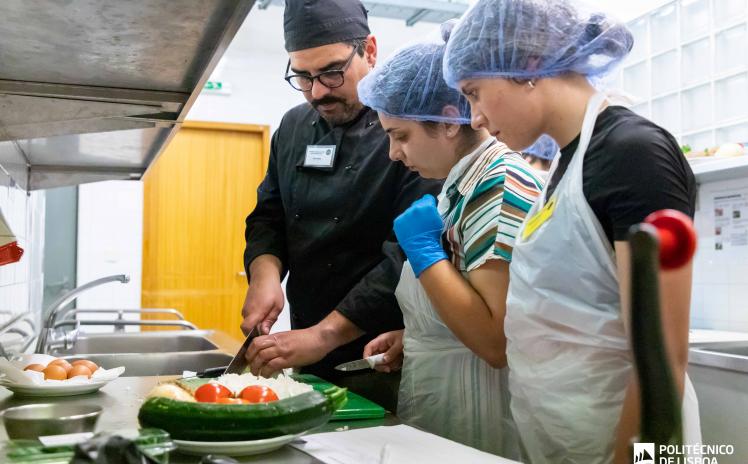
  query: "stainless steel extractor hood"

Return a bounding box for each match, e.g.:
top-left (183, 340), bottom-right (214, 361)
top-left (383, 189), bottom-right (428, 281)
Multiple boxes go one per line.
top-left (0, 0), bottom-right (255, 190)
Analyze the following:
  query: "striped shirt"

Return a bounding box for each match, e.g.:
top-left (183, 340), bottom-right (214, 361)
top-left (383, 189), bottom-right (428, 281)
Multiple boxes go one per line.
top-left (442, 141), bottom-right (544, 272)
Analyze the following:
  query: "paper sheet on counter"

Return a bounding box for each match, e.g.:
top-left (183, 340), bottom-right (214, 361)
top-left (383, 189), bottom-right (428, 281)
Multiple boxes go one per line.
top-left (291, 424), bottom-right (519, 464)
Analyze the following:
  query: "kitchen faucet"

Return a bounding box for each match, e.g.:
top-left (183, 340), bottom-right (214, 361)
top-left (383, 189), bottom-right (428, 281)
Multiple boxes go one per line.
top-left (35, 274), bottom-right (130, 353)
top-left (0, 312), bottom-right (37, 358)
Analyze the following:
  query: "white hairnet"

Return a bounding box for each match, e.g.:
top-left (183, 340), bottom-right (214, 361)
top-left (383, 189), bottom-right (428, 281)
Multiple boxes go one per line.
top-left (443, 0), bottom-right (633, 87)
top-left (358, 21), bottom-right (470, 124)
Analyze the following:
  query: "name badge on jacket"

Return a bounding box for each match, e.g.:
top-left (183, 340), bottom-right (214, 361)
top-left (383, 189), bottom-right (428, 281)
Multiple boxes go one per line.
top-left (304, 145), bottom-right (337, 169)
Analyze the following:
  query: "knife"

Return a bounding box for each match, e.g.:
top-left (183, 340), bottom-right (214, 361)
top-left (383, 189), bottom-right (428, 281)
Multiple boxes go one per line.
top-left (224, 326), bottom-right (260, 375)
top-left (196, 366), bottom-right (228, 378)
top-left (334, 353), bottom-right (386, 372)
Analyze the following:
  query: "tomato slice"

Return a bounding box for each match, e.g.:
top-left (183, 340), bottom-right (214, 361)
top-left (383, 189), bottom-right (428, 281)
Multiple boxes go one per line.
top-left (217, 397), bottom-right (250, 404)
top-left (239, 385), bottom-right (279, 403)
top-left (195, 383), bottom-right (233, 403)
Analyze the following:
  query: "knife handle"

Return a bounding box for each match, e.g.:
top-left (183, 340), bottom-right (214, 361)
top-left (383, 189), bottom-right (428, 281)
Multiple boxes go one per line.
top-left (366, 353), bottom-right (386, 368)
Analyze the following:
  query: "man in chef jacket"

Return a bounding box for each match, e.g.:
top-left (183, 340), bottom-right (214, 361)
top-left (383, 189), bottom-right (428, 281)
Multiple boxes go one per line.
top-left (240, 0), bottom-right (440, 410)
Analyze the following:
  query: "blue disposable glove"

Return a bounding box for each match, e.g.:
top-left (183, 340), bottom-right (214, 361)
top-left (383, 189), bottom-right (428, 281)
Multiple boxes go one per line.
top-left (393, 195), bottom-right (448, 277)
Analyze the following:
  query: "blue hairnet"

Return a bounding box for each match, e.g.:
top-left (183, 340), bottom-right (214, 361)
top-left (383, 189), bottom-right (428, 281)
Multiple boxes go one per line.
top-left (523, 135), bottom-right (560, 160)
top-left (358, 21), bottom-right (470, 124)
top-left (443, 0), bottom-right (634, 87)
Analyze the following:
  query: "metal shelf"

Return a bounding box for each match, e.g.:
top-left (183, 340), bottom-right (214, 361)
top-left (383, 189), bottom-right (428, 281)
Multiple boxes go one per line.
top-left (0, 0), bottom-right (256, 190)
top-left (690, 156), bottom-right (748, 183)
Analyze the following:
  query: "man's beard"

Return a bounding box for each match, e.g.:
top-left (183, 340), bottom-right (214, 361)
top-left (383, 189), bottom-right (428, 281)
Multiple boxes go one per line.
top-left (312, 96), bottom-right (363, 125)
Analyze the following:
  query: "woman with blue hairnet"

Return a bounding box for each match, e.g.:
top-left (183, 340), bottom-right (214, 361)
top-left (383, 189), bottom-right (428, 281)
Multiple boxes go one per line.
top-left (443, 1), bottom-right (701, 462)
top-left (357, 21), bottom-right (543, 457)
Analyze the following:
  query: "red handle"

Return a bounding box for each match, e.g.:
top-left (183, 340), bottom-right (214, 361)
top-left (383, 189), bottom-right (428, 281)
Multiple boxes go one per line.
top-left (644, 210), bottom-right (697, 270)
top-left (0, 241), bottom-right (23, 266)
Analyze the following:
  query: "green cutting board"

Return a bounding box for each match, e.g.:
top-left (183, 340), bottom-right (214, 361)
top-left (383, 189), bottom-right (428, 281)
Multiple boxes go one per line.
top-left (292, 374), bottom-right (386, 421)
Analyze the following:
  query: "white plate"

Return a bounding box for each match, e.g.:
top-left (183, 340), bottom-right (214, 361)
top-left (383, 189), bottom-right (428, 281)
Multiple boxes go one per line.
top-left (174, 434), bottom-right (301, 456)
top-left (0, 378), bottom-right (110, 397)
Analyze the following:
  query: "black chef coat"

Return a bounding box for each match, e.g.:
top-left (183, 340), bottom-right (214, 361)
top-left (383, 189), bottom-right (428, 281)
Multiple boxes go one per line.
top-left (244, 103), bottom-right (442, 379)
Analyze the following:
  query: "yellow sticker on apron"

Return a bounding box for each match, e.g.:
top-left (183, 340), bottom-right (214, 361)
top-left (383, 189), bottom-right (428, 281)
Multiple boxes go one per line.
top-left (521, 195), bottom-right (557, 240)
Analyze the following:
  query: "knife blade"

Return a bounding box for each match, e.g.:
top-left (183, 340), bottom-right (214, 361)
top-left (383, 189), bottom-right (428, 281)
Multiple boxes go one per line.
top-left (224, 326), bottom-right (259, 375)
top-left (334, 353), bottom-right (386, 372)
top-left (196, 366), bottom-right (229, 378)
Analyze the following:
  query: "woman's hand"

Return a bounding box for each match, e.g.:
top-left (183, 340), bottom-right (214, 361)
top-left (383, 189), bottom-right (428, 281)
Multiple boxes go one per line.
top-left (363, 330), bottom-right (405, 373)
top-left (393, 195), bottom-right (447, 276)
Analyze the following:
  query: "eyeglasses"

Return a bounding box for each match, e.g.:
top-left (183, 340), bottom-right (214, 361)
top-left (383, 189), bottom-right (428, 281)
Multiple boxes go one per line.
top-left (284, 44), bottom-right (361, 92)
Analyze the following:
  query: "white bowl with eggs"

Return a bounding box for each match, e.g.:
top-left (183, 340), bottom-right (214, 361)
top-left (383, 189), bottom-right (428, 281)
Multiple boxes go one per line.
top-left (0, 354), bottom-right (125, 397)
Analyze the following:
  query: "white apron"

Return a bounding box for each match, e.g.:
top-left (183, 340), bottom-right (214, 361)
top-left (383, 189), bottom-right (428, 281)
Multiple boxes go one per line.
top-left (505, 92), bottom-right (701, 463)
top-left (394, 140), bottom-right (520, 458)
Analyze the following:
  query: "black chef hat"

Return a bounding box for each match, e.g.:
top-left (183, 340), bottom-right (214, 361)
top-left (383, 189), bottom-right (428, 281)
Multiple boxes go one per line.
top-left (284, 0), bottom-right (371, 52)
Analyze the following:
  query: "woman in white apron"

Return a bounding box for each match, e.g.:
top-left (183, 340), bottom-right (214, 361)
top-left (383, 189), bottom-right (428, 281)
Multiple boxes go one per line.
top-left (443, 1), bottom-right (701, 463)
top-left (357, 23), bottom-right (544, 457)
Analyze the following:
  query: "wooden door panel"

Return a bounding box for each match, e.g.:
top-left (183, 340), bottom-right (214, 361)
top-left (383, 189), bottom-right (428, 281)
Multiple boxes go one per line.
top-left (142, 122), bottom-right (269, 341)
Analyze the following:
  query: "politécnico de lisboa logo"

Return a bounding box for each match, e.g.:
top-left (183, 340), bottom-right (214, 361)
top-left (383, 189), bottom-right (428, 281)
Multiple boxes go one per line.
top-left (634, 443), bottom-right (655, 464)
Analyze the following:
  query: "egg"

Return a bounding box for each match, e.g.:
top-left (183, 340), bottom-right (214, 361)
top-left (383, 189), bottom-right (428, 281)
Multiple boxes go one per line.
top-left (24, 363), bottom-right (46, 372)
top-left (48, 359), bottom-right (73, 375)
top-left (42, 364), bottom-right (68, 380)
top-left (72, 359), bottom-right (99, 373)
top-left (68, 364), bottom-right (92, 379)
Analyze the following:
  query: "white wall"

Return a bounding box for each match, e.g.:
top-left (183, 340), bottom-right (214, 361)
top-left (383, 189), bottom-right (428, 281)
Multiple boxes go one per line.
top-left (692, 176), bottom-right (748, 332)
top-left (618, 0), bottom-right (748, 152)
top-left (595, 0), bottom-right (673, 21)
top-left (76, 181), bottom-right (143, 333)
top-left (0, 173), bottom-right (45, 352)
top-left (187, 4), bottom-right (438, 131)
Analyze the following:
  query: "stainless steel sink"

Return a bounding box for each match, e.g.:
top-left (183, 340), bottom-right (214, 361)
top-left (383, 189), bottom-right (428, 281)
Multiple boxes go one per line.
top-left (698, 344), bottom-right (748, 356)
top-left (690, 341), bottom-right (748, 374)
top-left (49, 328), bottom-right (241, 376)
top-left (62, 351), bottom-right (234, 376)
top-left (50, 332), bottom-right (218, 355)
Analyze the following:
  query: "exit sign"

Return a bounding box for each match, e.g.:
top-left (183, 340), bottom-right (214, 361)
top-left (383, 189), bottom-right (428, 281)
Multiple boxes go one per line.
top-left (203, 81), bottom-right (231, 95)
